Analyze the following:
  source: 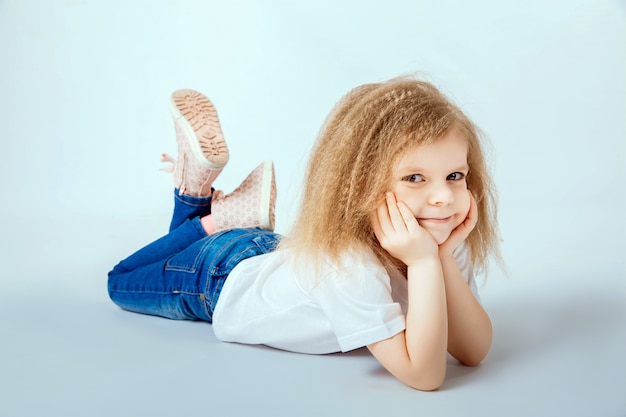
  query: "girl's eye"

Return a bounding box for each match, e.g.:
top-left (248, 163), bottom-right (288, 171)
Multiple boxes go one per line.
top-left (403, 174), bottom-right (424, 183)
top-left (447, 172), bottom-right (465, 181)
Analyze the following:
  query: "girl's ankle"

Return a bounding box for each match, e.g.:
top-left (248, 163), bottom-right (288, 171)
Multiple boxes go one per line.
top-left (200, 214), bottom-right (216, 235)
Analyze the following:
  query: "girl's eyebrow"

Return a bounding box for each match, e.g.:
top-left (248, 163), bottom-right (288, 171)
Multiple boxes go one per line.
top-left (452, 164), bottom-right (470, 172)
top-left (398, 164), bottom-right (470, 173)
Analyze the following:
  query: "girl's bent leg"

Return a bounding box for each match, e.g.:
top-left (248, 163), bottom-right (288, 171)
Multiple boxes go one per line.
top-left (108, 232), bottom-right (217, 321)
top-left (108, 191), bottom-right (212, 320)
top-left (108, 228), bottom-right (281, 322)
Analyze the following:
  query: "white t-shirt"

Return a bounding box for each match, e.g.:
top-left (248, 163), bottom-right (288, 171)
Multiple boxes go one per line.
top-left (212, 243), bottom-right (477, 354)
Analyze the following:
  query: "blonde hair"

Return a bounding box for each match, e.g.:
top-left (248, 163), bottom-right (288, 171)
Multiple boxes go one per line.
top-left (281, 76), bottom-right (501, 275)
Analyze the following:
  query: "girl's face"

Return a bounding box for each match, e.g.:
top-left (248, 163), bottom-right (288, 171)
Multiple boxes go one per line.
top-left (390, 129), bottom-right (471, 245)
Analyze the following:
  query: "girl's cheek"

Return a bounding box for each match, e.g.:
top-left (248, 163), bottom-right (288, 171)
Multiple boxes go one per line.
top-left (450, 191), bottom-right (471, 229)
top-left (458, 190), bottom-right (471, 216)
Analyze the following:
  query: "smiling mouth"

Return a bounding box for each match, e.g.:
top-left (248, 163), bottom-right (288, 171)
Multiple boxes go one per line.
top-left (418, 217), bottom-right (452, 224)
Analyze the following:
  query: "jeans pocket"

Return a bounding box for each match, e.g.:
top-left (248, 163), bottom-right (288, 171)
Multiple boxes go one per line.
top-left (209, 230), bottom-right (281, 276)
top-left (164, 237), bottom-right (213, 273)
top-left (252, 232), bottom-right (281, 252)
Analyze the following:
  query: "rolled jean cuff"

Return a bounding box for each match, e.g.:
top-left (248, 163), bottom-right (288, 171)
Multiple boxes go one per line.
top-left (173, 188), bottom-right (213, 207)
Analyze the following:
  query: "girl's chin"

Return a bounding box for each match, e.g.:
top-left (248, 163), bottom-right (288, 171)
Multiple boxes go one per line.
top-left (424, 228), bottom-right (453, 245)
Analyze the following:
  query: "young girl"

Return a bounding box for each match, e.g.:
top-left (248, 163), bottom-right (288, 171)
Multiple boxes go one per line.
top-left (108, 77), bottom-right (500, 391)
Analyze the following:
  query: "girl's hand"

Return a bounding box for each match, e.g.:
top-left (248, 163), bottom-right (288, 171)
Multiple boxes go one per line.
top-left (371, 192), bottom-right (439, 267)
top-left (439, 191), bottom-right (478, 258)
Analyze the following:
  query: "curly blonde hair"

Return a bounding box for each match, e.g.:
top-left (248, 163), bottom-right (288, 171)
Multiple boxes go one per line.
top-left (281, 76), bottom-right (500, 275)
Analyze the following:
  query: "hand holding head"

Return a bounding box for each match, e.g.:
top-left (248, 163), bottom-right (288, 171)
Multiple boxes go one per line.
top-left (371, 192), bottom-right (439, 267)
top-left (438, 190), bottom-right (478, 258)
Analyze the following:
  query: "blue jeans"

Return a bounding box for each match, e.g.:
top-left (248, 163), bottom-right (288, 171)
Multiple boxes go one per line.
top-left (107, 189), bottom-right (281, 321)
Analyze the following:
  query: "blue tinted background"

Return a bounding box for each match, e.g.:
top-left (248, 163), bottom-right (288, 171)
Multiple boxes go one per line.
top-left (1, 1), bottom-right (624, 416)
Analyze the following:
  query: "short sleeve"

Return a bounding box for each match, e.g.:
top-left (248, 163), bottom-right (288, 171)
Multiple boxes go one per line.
top-left (311, 261), bottom-right (405, 352)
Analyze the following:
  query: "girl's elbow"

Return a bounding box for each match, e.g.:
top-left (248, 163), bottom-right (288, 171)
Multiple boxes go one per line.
top-left (451, 337), bottom-right (492, 366)
top-left (409, 377), bottom-right (445, 391)
top-left (455, 347), bottom-right (489, 367)
top-left (402, 365), bottom-right (447, 391)
top-left (404, 374), bottom-right (446, 391)
top-left (458, 356), bottom-right (484, 367)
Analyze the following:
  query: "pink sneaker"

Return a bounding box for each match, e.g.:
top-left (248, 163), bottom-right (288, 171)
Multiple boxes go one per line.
top-left (166, 89), bottom-right (229, 196)
top-left (211, 161), bottom-right (277, 232)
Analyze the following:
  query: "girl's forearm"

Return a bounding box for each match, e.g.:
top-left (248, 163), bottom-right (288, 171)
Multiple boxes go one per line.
top-left (404, 257), bottom-right (449, 386)
top-left (440, 255), bottom-right (492, 365)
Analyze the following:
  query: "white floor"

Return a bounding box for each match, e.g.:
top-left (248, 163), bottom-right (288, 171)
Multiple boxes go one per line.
top-left (1, 212), bottom-right (624, 416)
top-left (1, 1), bottom-right (625, 416)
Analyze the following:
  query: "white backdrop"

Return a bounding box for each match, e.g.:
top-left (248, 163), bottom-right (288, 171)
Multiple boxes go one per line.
top-left (1, 1), bottom-right (624, 416)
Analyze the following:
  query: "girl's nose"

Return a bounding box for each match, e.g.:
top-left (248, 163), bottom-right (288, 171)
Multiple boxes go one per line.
top-left (428, 183), bottom-right (454, 206)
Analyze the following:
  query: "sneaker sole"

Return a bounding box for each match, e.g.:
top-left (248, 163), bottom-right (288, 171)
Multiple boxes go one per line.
top-left (170, 89), bottom-right (229, 169)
